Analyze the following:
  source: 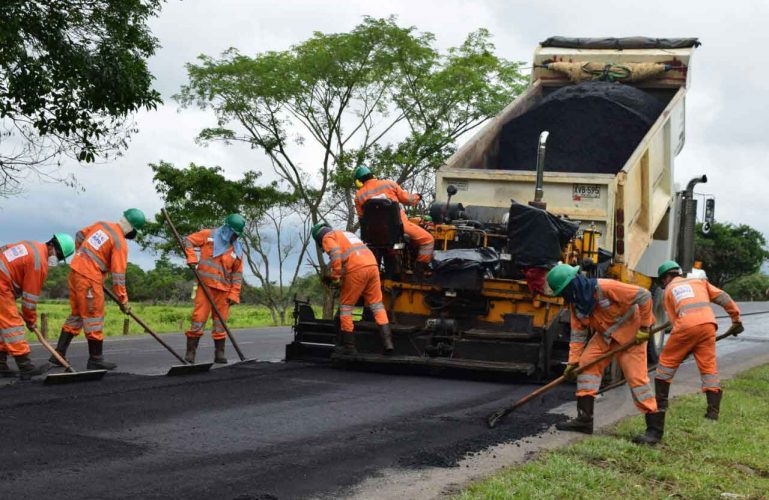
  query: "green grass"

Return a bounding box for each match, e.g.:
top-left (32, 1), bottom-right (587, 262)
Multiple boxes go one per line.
top-left (27, 300), bottom-right (282, 341)
top-left (459, 364), bottom-right (769, 499)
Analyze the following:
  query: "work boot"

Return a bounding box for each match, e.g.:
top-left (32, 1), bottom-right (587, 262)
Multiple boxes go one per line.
top-left (655, 378), bottom-right (671, 412)
top-left (632, 412), bottom-right (666, 445)
top-left (555, 396), bottom-right (594, 434)
top-left (14, 353), bottom-right (49, 381)
top-left (335, 332), bottom-right (357, 356)
top-left (49, 330), bottom-right (75, 366)
top-left (379, 323), bottom-right (395, 354)
top-left (213, 338), bottom-right (228, 364)
top-left (705, 390), bottom-right (722, 420)
top-left (86, 339), bottom-right (117, 370)
top-left (0, 351), bottom-right (17, 378)
top-left (185, 336), bottom-right (200, 364)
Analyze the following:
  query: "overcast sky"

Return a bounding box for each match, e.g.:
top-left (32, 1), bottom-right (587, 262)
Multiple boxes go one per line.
top-left (1, 0), bottom-right (767, 276)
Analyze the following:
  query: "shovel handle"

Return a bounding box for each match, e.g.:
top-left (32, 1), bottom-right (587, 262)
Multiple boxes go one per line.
top-left (32, 326), bottom-right (75, 372)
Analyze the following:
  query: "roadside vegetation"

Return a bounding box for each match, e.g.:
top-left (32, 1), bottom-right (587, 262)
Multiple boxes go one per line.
top-left (459, 364), bottom-right (769, 499)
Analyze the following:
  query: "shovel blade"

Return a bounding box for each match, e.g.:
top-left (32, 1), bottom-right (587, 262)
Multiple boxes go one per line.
top-left (43, 369), bottom-right (108, 385)
top-left (165, 362), bottom-right (213, 376)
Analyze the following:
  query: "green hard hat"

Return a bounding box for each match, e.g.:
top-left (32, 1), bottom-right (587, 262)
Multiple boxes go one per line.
top-left (123, 208), bottom-right (146, 231)
top-left (353, 165), bottom-right (372, 181)
top-left (53, 233), bottom-right (75, 260)
top-left (311, 222), bottom-right (330, 243)
top-left (225, 213), bottom-right (246, 236)
top-left (658, 260), bottom-right (682, 277)
top-left (547, 264), bottom-right (580, 296)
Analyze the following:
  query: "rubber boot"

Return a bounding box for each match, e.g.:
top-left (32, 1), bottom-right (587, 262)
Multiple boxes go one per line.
top-left (555, 396), bottom-right (594, 434)
top-left (655, 378), bottom-right (671, 412)
top-left (705, 390), bottom-right (722, 420)
top-left (335, 332), bottom-right (357, 356)
top-left (632, 412), bottom-right (666, 445)
top-left (86, 339), bottom-right (117, 370)
top-left (379, 323), bottom-right (394, 354)
top-left (49, 330), bottom-right (75, 366)
top-left (14, 353), bottom-right (49, 381)
top-left (185, 336), bottom-right (200, 364)
top-left (0, 351), bottom-right (17, 378)
top-left (213, 338), bottom-right (228, 364)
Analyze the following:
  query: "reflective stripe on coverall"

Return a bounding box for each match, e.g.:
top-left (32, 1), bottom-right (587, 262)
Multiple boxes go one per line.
top-left (184, 228), bottom-right (243, 339)
top-left (354, 179), bottom-right (434, 263)
top-left (656, 277), bottom-right (741, 392)
top-left (322, 230), bottom-right (388, 333)
top-left (0, 241), bottom-right (49, 356)
top-left (569, 279), bottom-right (657, 413)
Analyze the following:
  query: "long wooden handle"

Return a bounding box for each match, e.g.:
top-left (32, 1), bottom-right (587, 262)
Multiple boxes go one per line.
top-left (32, 326), bottom-right (75, 372)
top-left (161, 208), bottom-right (246, 361)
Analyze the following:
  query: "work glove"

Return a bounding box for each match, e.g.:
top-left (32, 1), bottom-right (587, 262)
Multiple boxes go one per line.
top-left (562, 363), bottom-right (578, 381)
top-left (635, 330), bottom-right (651, 344)
top-left (25, 321), bottom-right (37, 332)
top-left (227, 298), bottom-right (237, 306)
top-left (321, 275), bottom-right (341, 288)
top-left (119, 301), bottom-right (132, 315)
top-left (725, 321), bottom-right (744, 337)
top-left (188, 262), bottom-right (198, 270)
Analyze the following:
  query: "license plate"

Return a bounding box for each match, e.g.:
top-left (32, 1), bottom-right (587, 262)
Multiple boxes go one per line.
top-left (573, 184), bottom-right (601, 200)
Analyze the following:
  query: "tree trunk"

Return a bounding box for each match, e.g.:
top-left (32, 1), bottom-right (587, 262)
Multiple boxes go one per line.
top-left (322, 287), bottom-right (336, 319)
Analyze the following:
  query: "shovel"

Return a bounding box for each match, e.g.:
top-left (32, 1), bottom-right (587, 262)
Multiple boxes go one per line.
top-left (104, 287), bottom-right (212, 376)
top-left (487, 322), bottom-right (670, 428)
top-left (31, 326), bottom-right (107, 385)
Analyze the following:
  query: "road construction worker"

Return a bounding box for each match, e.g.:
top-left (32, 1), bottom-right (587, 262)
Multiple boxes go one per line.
top-left (182, 214), bottom-right (246, 364)
top-left (353, 166), bottom-right (434, 275)
top-left (312, 222), bottom-right (393, 355)
top-left (635, 261), bottom-right (743, 443)
top-left (547, 264), bottom-right (657, 440)
top-left (1, 234), bottom-right (75, 379)
top-left (50, 209), bottom-right (146, 370)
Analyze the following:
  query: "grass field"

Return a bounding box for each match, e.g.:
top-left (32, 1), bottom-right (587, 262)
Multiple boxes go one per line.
top-left (27, 300), bottom-right (281, 341)
top-left (459, 364), bottom-right (769, 499)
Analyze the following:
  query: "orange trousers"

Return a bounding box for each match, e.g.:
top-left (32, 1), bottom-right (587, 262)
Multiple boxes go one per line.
top-left (576, 335), bottom-right (657, 413)
top-left (0, 278), bottom-right (30, 356)
top-left (62, 271), bottom-right (105, 341)
top-left (339, 266), bottom-right (389, 333)
top-left (403, 217), bottom-right (434, 264)
top-left (186, 286), bottom-right (230, 340)
top-left (656, 323), bottom-right (719, 393)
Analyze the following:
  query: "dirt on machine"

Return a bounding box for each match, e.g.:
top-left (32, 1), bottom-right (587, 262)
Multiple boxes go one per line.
top-left (287, 36), bottom-right (707, 381)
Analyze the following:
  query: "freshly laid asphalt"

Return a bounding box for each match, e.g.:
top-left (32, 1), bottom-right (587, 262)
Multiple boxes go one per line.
top-left (3, 303), bottom-right (769, 499)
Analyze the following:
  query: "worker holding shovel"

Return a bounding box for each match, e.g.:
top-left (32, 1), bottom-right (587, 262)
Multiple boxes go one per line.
top-left (182, 214), bottom-right (246, 364)
top-left (546, 264), bottom-right (659, 442)
top-left (0, 234), bottom-right (75, 379)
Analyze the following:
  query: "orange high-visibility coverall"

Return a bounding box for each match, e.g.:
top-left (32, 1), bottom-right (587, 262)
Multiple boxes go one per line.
top-left (322, 230), bottom-right (388, 333)
top-left (184, 228), bottom-right (244, 340)
top-left (569, 279), bottom-right (657, 413)
top-left (63, 222), bottom-right (128, 341)
top-left (354, 179), bottom-right (434, 263)
top-left (0, 241), bottom-right (49, 356)
top-left (655, 277), bottom-right (741, 393)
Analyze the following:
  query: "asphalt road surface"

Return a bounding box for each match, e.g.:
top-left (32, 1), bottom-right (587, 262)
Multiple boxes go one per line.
top-left (3, 304), bottom-right (769, 499)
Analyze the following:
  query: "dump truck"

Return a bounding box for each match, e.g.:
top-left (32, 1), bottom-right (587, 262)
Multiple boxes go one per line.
top-left (287, 36), bottom-right (706, 380)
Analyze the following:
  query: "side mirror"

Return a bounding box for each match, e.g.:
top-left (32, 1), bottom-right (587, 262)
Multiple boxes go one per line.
top-left (446, 184), bottom-right (458, 196)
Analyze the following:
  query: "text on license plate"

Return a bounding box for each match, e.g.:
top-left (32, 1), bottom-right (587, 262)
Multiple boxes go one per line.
top-left (573, 184), bottom-right (601, 200)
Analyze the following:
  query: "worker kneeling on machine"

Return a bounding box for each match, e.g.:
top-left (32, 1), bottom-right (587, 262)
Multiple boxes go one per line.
top-left (312, 223), bottom-right (393, 355)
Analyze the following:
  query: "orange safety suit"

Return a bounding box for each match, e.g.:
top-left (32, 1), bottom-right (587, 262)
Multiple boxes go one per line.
top-left (0, 241), bottom-right (49, 356)
top-left (354, 178), bottom-right (434, 263)
top-left (62, 222), bottom-right (128, 341)
top-left (322, 230), bottom-right (388, 333)
top-left (184, 228), bottom-right (244, 340)
top-left (655, 277), bottom-right (741, 393)
top-left (569, 279), bottom-right (657, 413)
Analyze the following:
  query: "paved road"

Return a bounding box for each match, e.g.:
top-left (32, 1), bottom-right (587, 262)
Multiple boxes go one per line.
top-left (2, 304), bottom-right (769, 499)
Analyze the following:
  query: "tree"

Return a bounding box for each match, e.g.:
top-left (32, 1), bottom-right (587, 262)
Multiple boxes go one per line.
top-left (0, 0), bottom-right (163, 197)
top-left (695, 222), bottom-right (769, 287)
top-left (723, 272), bottom-right (769, 301)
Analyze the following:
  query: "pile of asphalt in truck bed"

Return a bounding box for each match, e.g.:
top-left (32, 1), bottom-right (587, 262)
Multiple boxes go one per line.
top-left (497, 81), bottom-right (665, 174)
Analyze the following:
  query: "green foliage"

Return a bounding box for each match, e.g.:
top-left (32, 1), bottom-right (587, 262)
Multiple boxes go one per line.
top-left (0, 0), bottom-right (164, 195)
top-left (459, 364), bottom-right (769, 499)
top-left (723, 272), bottom-right (769, 301)
top-left (695, 222), bottom-right (769, 287)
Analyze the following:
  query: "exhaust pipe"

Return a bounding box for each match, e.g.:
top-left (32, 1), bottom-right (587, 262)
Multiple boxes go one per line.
top-left (530, 131), bottom-right (549, 209)
top-left (677, 175), bottom-right (708, 275)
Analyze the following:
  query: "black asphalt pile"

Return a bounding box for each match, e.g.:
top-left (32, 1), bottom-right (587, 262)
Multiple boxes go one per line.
top-left (498, 81), bottom-right (665, 174)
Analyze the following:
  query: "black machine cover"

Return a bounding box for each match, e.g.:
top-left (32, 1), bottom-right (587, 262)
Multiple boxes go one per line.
top-left (507, 201), bottom-right (579, 268)
top-left (540, 37), bottom-right (701, 49)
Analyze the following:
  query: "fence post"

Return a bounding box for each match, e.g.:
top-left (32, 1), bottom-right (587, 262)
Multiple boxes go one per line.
top-left (41, 313), bottom-right (48, 339)
top-left (123, 318), bottom-right (130, 336)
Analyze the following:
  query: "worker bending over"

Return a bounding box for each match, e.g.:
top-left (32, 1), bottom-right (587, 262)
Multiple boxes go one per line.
top-left (353, 166), bottom-right (434, 275)
top-left (1, 234), bottom-right (75, 379)
top-left (636, 261), bottom-right (743, 444)
top-left (51, 209), bottom-right (146, 370)
top-left (312, 223), bottom-right (393, 355)
top-left (547, 264), bottom-right (658, 442)
top-left (183, 214), bottom-right (246, 364)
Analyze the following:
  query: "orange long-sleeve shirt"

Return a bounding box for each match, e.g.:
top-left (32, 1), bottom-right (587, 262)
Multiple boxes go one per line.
top-left (354, 179), bottom-right (421, 219)
top-left (70, 221), bottom-right (129, 303)
top-left (321, 230), bottom-right (377, 279)
top-left (0, 240), bottom-right (49, 325)
top-left (663, 276), bottom-right (740, 334)
top-left (184, 228), bottom-right (244, 303)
